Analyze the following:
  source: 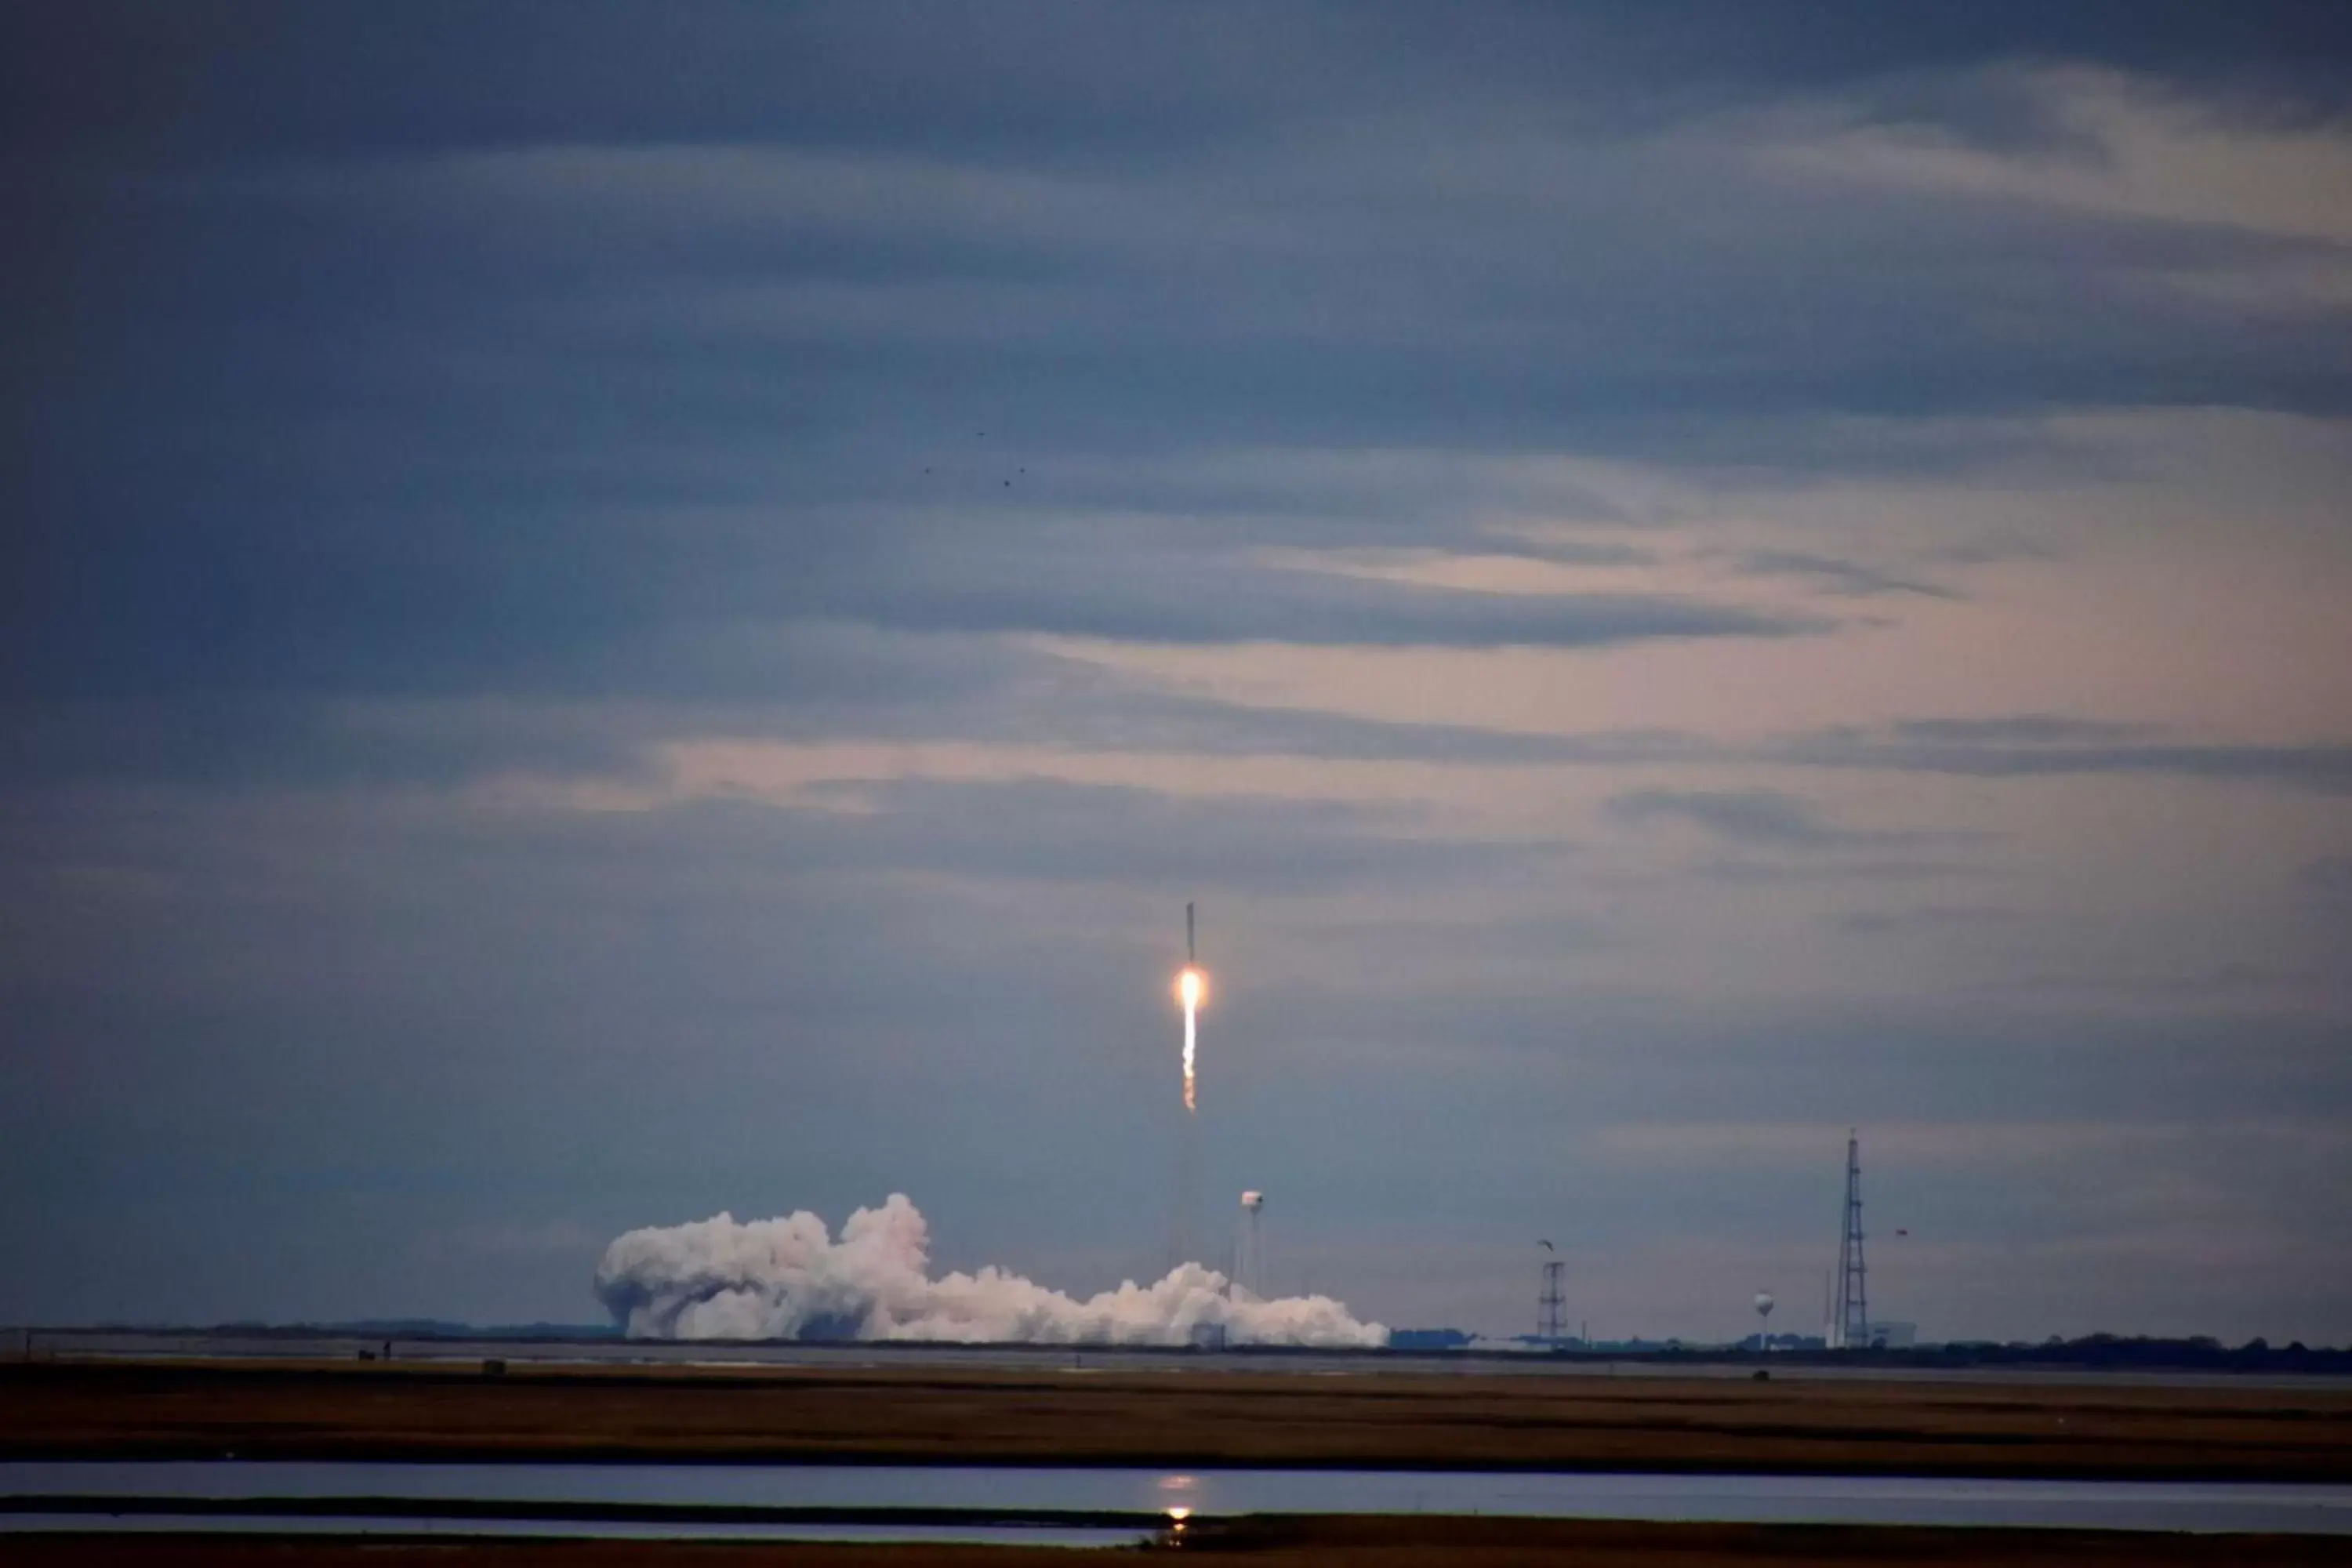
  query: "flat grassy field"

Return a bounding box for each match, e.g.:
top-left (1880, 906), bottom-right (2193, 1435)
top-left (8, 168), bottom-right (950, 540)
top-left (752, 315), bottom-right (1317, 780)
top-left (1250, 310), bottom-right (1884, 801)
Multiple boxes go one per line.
top-left (0, 1520), bottom-right (2346, 1566)
top-left (5, 1358), bottom-right (2350, 1480)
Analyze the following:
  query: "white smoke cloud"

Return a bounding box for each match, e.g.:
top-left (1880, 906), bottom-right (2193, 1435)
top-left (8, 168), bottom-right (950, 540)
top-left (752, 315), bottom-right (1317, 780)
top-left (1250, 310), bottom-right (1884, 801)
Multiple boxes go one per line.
top-left (595, 1193), bottom-right (1387, 1348)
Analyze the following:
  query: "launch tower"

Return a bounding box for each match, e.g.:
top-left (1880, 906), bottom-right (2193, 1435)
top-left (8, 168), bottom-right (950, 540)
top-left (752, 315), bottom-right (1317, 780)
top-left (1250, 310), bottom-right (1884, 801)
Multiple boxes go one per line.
top-left (1831, 1131), bottom-right (1869, 1349)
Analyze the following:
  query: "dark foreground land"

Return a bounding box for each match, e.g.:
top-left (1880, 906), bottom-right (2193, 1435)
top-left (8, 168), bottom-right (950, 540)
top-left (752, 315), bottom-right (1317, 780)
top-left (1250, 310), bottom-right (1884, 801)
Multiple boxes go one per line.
top-left (2, 1522), bottom-right (2347, 1566)
top-left (7, 1357), bottom-right (2352, 1480)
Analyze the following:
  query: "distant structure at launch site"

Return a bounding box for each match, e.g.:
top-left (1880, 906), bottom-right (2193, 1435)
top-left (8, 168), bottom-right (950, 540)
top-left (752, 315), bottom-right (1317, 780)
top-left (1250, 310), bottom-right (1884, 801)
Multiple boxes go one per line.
top-left (1829, 1129), bottom-right (1869, 1349)
top-left (1537, 1240), bottom-right (1566, 1344)
top-left (1237, 1189), bottom-right (1265, 1298)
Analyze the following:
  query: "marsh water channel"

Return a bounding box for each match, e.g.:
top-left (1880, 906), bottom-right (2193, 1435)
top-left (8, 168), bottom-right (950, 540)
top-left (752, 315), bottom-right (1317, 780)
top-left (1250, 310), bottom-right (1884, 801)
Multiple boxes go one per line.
top-left (5, 1461), bottom-right (2352, 1544)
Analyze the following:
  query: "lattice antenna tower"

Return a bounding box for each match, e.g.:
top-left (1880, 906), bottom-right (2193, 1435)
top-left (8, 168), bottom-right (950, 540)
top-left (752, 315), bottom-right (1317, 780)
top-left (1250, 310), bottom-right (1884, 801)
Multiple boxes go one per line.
top-left (1832, 1130), bottom-right (1869, 1349)
top-left (1537, 1247), bottom-right (1566, 1344)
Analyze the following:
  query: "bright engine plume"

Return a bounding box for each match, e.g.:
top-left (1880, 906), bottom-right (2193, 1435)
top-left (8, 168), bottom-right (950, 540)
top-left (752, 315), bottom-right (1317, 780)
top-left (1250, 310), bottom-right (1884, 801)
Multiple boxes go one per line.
top-left (1176, 902), bottom-right (1206, 1112)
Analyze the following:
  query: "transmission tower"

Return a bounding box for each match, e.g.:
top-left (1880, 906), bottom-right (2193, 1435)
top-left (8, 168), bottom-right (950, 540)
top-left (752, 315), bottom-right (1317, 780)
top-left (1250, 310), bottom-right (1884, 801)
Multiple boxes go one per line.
top-left (1832, 1130), bottom-right (1869, 1349)
top-left (1537, 1257), bottom-right (1566, 1344)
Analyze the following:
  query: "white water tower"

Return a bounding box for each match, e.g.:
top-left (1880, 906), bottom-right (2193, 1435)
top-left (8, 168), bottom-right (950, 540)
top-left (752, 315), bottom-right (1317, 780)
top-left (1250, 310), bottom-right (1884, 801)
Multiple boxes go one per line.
top-left (1754, 1290), bottom-right (1775, 1350)
top-left (1237, 1191), bottom-right (1265, 1298)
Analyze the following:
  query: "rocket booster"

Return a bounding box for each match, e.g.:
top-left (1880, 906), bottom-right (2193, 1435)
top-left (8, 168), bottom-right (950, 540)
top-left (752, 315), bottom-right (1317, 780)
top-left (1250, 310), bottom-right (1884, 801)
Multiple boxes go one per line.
top-left (1187, 902), bottom-right (1196, 964)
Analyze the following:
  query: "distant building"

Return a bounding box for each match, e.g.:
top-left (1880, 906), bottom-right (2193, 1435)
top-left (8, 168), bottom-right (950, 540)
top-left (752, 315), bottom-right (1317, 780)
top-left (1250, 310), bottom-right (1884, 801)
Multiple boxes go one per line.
top-left (1188, 1323), bottom-right (1227, 1350)
top-left (1388, 1327), bottom-right (1475, 1351)
top-left (1868, 1321), bottom-right (1918, 1348)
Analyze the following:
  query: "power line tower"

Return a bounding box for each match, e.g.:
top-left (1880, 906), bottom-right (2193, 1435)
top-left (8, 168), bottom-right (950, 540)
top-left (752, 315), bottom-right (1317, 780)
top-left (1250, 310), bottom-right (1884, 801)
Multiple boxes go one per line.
top-left (1537, 1247), bottom-right (1566, 1344)
top-left (1832, 1130), bottom-right (1869, 1349)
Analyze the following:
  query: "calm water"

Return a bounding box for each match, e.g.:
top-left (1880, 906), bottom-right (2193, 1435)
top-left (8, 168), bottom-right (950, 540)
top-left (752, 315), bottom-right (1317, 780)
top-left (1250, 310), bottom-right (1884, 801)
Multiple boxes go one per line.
top-left (4, 1461), bottom-right (2350, 1535)
top-left (0, 1515), bottom-right (1149, 1546)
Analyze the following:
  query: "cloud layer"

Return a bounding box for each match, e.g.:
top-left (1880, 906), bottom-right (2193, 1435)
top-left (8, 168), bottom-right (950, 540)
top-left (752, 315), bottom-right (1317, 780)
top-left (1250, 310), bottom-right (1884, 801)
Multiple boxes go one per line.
top-left (2, 5), bottom-right (2350, 1345)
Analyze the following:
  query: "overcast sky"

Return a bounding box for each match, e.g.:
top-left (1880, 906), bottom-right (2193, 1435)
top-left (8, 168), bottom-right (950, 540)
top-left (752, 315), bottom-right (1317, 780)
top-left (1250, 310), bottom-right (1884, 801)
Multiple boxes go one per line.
top-left (5, 2), bottom-right (2350, 1344)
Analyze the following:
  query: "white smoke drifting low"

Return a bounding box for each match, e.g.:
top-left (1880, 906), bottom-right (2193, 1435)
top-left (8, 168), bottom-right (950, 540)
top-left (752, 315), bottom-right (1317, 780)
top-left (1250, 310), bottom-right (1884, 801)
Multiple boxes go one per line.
top-left (595, 1193), bottom-right (1387, 1347)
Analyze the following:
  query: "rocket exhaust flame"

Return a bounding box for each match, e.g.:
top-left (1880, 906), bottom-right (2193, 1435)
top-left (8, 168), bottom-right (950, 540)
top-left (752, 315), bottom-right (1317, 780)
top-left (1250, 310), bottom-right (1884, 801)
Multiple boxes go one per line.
top-left (1183, 989), bottom-right (1197, 1112)
top-left (1183, 1000), bottom-right (1196, 1112)
top-left (1176, 902), bottom-right (1206, 1115)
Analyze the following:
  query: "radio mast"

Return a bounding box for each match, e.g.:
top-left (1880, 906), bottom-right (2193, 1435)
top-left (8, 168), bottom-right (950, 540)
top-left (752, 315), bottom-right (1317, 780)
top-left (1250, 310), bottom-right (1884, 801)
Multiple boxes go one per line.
top-left (1831, 1131), bottom-right (1869, 1349)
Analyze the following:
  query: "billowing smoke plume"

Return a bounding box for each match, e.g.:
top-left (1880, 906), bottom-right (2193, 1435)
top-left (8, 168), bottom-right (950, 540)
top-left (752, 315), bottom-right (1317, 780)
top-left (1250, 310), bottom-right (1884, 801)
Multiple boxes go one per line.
top-left (595, 1194), bottom-right (1386, 1347)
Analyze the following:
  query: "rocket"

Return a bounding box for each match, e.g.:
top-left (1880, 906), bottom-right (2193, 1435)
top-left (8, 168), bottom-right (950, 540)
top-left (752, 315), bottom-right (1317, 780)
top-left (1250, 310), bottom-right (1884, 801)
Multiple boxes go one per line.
top-left (1174, 902), bottom-right (1207, 1013)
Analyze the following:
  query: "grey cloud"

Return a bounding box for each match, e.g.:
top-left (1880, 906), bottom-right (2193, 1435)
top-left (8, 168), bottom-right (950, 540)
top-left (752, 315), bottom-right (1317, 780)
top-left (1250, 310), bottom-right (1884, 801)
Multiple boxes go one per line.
top-left (1926, 532), bottom-right (2069, 566)
top-left (1776, 730), bottom-right (2352, 793)
top-left (11, 3), bottom-right (2351, 166)
top-left (1182, 712), bottom-right (2352, 800)
top-left (17, 34), bottom-right (2352, 727)
top-left (1602, 787), bottom-right (1991, 885)
top-left (1969, 964), bottom-right (2320, 1005)
top-left (1484, 539), bottom-right (1658, 568)
top-left (769, 776), bottom-right (1570, 897)
top-left (26, 56), bottom-right (2352, 486)
top-left (1693, 855), bottom-right (1996, 886)
top-left (20, 655), bottom-right (2347, 808)
top-left (1831, 904), bottom-right (2021, 935)
top-left (872, 568), bottom-right (1824, 649)
top-left (3, 524), bottom-right (1824, 709)
top-left (1730, 550), bottom-right (1959, 600)
top-left (1606, 787), bottom-right (1875, 849)
top-left (1059, 703), bottom-right (1697, 769)
top-left (0, 640), bottom-right (1705, 793)
top-left (416, 140), bottom-right (2352, 435)
top-left (1886, 714), bottom-right (2162, 745)
top-left (0, 698), bottom-right (656, 793)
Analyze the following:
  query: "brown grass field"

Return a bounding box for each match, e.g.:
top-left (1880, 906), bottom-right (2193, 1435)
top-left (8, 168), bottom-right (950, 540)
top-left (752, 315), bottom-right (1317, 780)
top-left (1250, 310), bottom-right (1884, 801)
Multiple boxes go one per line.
top-left (5, 1356), bottom-right (2350, 1480)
